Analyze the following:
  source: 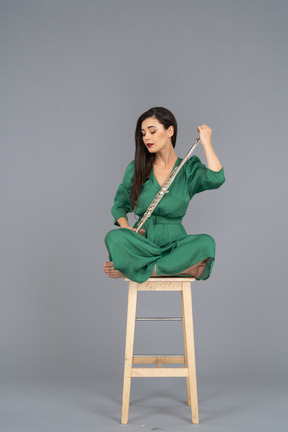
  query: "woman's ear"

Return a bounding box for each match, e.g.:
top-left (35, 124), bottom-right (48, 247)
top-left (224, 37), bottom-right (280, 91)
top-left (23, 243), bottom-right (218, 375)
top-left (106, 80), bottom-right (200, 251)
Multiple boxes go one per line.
top-left (168, 126), bottom-right (174, 137)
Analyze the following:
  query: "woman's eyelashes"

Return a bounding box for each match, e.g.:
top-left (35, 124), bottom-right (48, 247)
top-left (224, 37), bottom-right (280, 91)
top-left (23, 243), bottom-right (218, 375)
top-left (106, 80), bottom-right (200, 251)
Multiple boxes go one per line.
top-left (142, 131), bottom-right (156, 137)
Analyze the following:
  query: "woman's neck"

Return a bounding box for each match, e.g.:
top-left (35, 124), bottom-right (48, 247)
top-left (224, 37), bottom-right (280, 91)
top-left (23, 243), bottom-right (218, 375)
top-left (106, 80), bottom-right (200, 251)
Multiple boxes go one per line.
top-left (154, 147), bottom-right (178, 167)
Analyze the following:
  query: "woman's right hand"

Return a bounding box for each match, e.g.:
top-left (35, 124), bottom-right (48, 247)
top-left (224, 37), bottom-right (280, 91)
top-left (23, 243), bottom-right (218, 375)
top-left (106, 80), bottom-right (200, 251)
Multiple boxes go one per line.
top-left (124, 226), bottom-right (145, 236)
top-left (117, 217), bottom-right (145, 235)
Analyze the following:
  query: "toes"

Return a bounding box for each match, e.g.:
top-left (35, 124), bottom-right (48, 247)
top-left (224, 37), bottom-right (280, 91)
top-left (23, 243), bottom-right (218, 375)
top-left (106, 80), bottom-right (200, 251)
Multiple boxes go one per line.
top-left (103, 265), bottom-right (115, 275)
top-left (103, 262), bottom-right (114, 271)
top-left (104, 267), bottom-right (124, 279)
top-left (196, 262), bottom-right (206, 277)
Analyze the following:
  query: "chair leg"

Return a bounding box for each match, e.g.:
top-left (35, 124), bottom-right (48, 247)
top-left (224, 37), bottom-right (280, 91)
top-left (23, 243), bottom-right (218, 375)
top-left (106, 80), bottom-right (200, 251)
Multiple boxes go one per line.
top-left (182, 282), bottom-right (199, 424)
top-left (121, 281), bottom-right (138, 424)
top-left (181, 290), bottom-right (191, 406)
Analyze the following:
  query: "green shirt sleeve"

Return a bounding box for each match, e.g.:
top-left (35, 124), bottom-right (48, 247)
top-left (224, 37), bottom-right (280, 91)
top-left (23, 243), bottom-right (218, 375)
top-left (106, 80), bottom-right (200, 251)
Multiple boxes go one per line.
top-left (111, 160), bottom-right (135, 226)
top-left (186, 155), bottom-right (225, 197)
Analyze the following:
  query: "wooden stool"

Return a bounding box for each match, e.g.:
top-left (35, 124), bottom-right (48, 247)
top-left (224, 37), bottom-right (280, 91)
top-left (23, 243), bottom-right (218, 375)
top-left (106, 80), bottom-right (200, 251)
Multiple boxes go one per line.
top-left (121, 277), bottom-right (199, 424)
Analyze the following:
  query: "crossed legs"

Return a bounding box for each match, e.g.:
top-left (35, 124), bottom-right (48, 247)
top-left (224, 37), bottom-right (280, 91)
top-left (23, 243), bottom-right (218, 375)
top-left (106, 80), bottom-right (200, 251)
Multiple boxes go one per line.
top-left (104, 228), bottom-right (214, 281)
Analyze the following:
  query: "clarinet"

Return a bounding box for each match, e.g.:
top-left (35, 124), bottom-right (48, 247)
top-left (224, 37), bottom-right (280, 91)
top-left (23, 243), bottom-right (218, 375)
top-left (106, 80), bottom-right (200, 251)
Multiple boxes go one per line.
top-left (136, 137), bottom-right (200, 233)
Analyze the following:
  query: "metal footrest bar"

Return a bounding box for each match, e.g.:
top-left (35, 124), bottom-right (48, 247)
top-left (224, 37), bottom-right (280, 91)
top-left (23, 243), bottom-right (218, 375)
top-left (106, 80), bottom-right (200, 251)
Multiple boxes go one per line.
top-left (133, 353), bottom-right (184, 356)
top-left (135, 316), bottom-right (182, 321)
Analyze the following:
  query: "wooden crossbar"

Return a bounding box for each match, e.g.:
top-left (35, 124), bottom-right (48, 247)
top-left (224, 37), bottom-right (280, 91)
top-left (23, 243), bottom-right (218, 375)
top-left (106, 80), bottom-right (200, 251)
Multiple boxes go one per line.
top-left (131, 368), bottom-right (188, 378)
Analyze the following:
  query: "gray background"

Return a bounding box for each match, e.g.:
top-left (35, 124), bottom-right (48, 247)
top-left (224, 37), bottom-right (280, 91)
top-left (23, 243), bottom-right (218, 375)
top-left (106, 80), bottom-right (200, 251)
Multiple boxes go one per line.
top-left (1, 0), bottom-right (287, 430)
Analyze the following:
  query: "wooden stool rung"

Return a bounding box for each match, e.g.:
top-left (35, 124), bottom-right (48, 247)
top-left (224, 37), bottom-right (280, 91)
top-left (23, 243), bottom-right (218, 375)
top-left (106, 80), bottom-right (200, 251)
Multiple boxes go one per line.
top-left (131, 368), bottom-right (189, 378)
top-left (132, 355), bottom-right (185, 364)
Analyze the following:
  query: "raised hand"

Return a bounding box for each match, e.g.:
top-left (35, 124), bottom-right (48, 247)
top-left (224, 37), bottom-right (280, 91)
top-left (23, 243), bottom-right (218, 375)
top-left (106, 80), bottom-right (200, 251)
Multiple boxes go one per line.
top-left (196, 124), bottom-right (212, 147)
top-left (196, 124), bottom-right (222, 171)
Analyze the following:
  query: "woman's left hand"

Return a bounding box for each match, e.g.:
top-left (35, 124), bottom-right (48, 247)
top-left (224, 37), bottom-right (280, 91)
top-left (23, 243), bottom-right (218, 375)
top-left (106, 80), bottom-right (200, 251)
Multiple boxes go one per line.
top-left (197, 124), bottom-right (212, 147)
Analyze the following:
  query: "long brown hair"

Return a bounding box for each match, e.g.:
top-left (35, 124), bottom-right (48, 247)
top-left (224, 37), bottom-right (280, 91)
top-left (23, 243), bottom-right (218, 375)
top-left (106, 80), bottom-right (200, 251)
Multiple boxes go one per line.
top-left (130, 107), bottom-right (178, 210)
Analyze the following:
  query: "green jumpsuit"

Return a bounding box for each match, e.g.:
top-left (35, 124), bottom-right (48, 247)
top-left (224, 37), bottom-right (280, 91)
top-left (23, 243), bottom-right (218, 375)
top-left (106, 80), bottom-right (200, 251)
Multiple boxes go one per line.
top-left (105, 155), bottom-right (225, 284)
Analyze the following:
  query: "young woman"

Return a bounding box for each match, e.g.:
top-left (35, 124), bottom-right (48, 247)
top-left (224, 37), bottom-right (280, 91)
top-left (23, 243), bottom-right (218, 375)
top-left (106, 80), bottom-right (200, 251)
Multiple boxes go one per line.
top-left (103, 107), bottom-right (225, 284)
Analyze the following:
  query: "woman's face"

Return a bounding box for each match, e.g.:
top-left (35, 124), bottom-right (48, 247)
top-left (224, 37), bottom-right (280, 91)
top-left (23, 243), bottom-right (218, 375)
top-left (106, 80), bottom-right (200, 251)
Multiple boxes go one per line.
top-left (141, 117), bottom-right (173, 153)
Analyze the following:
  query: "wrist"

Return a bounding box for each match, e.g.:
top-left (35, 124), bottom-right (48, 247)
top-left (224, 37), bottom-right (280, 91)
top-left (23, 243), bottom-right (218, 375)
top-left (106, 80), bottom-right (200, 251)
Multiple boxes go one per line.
top-left (120, 222), bottom-right (129, 228)
top-left (117, 217), bottom-right (129, 228)
top-left (201, 140), bottom-right (212, 148)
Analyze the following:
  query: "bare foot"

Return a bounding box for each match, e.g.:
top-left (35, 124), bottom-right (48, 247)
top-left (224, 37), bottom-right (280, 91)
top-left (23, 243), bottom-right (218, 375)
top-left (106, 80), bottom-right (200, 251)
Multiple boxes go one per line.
top-left (181, 259), bottom-right (208, 278)
top-left (103, 261), bottom-right (125, 279)
top-left (150, 260), bottom-right (208, 279)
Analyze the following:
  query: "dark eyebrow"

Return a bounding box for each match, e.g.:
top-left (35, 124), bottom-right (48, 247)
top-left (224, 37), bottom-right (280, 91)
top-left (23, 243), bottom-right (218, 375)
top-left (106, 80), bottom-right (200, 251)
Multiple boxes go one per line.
top-left (141, 126), bottom-right (157, 131)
